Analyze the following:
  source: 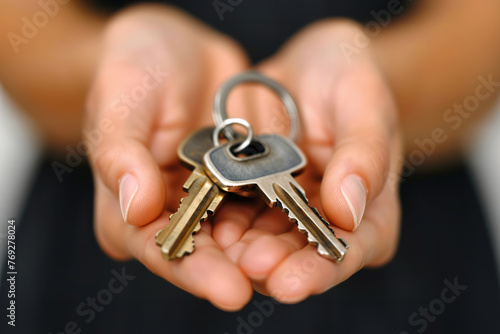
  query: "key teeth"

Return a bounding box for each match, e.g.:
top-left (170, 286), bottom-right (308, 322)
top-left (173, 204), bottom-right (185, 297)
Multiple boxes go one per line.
top-left (174, 220), bottom-right (203, 259)
top-left (169, 185), bottom-right (219, 227)
top-left (177, 235), bottom-right (195, 258)
top-left (310, 205), bottom-right (335, 232)
top-left (167, 211), bottom-right (206, 260)
top-left (168, 189), bottom-right (194, 224)
top-left (275, 197), bottom-right (341, 252)
top-left (158, 169), bottom-right (226, 261)
top-left (297, 221), bottom-right (321, 246)
top-left (155, 229), bottom-right (163, 246)
top-left (157, 191), bottom-right (204, 260)
top-left (199, 212), bottom-right (209, 224)
top-left (275, 198), bottom-right (322, 246)
top-left (291, 183), bottom-right (335, 233)
top-left (275, 184), bottom-right (335, 250)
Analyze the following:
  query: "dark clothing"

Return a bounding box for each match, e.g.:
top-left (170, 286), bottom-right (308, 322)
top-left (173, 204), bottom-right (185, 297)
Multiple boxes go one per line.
top-left (87, 0), bottom-right (415, 62)
top-left (3, 1), bottom-right (499, 333)
top-left (2, 158), bottom-right (499, 334)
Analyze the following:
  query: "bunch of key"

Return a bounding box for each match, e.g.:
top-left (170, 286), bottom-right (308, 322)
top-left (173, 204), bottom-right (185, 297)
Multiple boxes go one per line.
top-left (155, 72), bottom-right (348, 263)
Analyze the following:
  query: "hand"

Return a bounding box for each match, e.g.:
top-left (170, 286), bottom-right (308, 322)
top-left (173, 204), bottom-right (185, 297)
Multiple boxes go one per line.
top-left (85, 5), bottom-right (257, 311)
top-left (210, 20), bottom-right (403, 303)
top-left (87, 7), bottom-right (402, 310)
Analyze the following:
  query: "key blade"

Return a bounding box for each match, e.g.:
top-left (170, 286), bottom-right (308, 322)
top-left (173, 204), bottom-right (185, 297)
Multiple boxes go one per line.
top-left (155, 167), bottom-right (226, 260)
top-left (269, 176), bottom-right (349, 262)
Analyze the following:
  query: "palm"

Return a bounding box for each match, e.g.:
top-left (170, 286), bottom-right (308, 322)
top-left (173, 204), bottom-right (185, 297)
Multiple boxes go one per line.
top-left (207, 21), bottom-right (402, 302)
top-left (89, 8), bottom-right (401, 310)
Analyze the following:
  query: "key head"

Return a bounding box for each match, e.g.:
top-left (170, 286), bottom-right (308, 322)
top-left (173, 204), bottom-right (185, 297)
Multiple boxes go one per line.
top-left (204, 134), bottom-right (307, 192)
top-left (178, 127), bottom-right (215, 170)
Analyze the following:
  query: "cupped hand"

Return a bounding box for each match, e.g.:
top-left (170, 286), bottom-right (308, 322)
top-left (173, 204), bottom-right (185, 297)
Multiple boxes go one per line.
top-left (211, 20), bottom-right (403, 304)
top-left (87, 8), bottom-right (403, 310)
top-left (85, 5), bottom-right (257, 311)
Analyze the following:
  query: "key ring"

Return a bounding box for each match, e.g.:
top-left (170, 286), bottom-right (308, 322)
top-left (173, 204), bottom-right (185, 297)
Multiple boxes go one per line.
top-left (212, 71), bottom-right (300, 148)
top-left (213, 118), bottom-right (254, 153)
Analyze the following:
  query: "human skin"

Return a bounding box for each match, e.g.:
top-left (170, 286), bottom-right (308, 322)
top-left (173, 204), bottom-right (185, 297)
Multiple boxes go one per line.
top-left (84, 7), bottom-right (402, 310)
top-left (1, 0), bottom-right (499, 311)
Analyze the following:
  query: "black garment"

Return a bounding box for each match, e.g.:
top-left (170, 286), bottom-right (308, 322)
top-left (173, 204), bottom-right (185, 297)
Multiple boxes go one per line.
top-left (86, 0), bottom-right (415, 62)
top-left (2, 157), bottom-right (500, 334)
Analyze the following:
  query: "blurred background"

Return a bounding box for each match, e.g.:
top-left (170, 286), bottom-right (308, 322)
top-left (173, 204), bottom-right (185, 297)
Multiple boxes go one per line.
top-left (0, 85), bottom-right (40, 279)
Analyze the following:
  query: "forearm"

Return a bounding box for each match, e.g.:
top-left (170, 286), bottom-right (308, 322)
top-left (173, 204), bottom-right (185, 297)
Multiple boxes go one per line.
top-left (0, 0), bottom-right (105, 147)
top-left (373, 0), bottom-right (500, 164)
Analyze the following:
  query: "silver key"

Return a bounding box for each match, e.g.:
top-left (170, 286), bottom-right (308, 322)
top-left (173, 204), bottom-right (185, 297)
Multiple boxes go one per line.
top-left (204, 134), bottom-right (348, 262)
top-left (155, 127), bottom-right (226, 260)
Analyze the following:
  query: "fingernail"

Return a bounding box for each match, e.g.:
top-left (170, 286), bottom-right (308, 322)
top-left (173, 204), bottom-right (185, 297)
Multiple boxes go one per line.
top-left (119, 173), bottom-right (138, 223)
top-left (341, 174), bottom-right (367, 230)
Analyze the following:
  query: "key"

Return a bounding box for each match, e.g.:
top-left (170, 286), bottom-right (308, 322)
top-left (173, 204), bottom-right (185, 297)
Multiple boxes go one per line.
top-left (204, 134), bottom-right (349, 262)
top-left (155, 127), bottom-right (226, 260)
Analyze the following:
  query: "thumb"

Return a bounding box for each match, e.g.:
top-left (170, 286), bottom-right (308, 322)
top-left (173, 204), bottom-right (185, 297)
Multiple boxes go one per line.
top-left (321, 66), bottom-right (397, 231)
top-left (92, 135), bottom-right (165, 226)
top-left (86, 62), bottom-right (168, 226)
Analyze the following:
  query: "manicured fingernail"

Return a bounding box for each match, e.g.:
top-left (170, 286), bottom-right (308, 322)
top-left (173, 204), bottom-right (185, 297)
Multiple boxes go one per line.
top-left (119, 173), bottom-right (138, 223)
top-left (341, 174), bottom-right (367, 230)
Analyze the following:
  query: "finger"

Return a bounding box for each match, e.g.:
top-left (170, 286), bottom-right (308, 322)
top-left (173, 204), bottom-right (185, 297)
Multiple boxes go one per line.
top-left (320, 63), bottom-right (397, 231)
top-left (235, 170), bottom-right (400, 303)
top-left (127, 214), bottom-right (253, 311)
top-left (95, 174), bottom-right (255, 310)
top-left (237, 193), bottom-right (322, 281)
top-left (86, 20), bottom-right (204, 226)
top-left (262, 188), bottom-right (399, 303)
top-left (239, 230), bottom-right (308, 281)
top-left (214, 200), bottom-right (298, 264)
top-left (251, 205), bottom-right (295, 234)
top-left (212, 197), bottom-right (292, 251)
top-left (231, 192), bottom-right (314, 282)
top-left (93, 179), bottom-right (132, 260)
top-left (87, 66), bottom-right (167, 226)
top-left (257, 40), bottom-right (396, 232)
top-left (211, 196), bottom-right (265, 250)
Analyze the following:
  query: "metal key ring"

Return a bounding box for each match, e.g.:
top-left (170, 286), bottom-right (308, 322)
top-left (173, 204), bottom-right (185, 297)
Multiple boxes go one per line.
top-left (213, 118), bottom-right (254, 152)
top-left (213, 71), bottom-right (300, 144)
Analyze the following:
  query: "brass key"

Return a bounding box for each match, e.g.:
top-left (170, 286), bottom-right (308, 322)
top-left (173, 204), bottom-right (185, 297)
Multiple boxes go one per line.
top-left (155, 127), bottom-right (226, 260)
